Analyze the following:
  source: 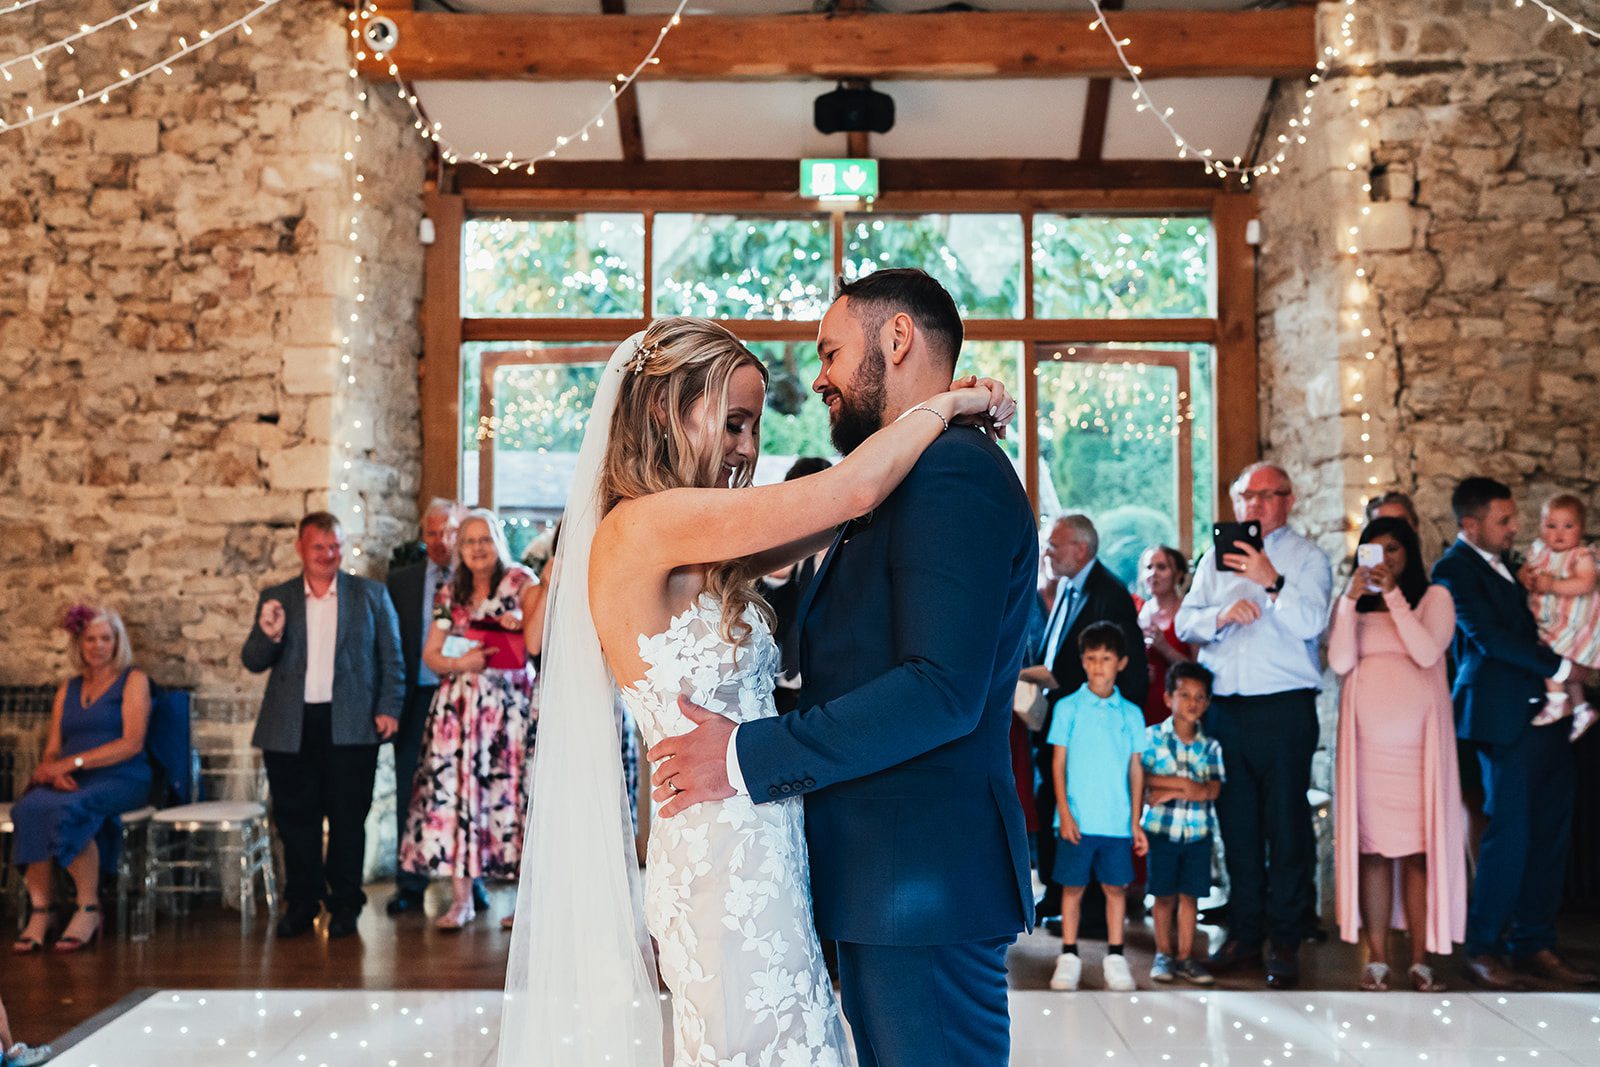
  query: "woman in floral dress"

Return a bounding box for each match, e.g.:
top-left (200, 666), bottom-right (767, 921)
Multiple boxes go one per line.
top-left (400, 508), bottom-right (546, 930)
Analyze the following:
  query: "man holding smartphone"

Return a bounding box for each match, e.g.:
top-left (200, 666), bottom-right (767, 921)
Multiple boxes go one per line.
top-left (1175, 462), bottom-right (1332, 989)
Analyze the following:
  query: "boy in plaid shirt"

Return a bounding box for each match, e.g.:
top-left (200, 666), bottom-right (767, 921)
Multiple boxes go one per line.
top-left (1142, 660), bottom-right (1225, 984)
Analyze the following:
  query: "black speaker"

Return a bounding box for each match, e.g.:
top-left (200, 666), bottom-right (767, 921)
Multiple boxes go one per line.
top-left (814, 84), bottom-right (895, 135)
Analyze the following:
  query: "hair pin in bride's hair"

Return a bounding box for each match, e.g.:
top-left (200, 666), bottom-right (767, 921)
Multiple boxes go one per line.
top-left (629, 340), bottom-right (656, 375)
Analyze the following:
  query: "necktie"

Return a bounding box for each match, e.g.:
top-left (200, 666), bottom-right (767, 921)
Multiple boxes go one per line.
top-left (1044, 584), bottom-right (1078, 669)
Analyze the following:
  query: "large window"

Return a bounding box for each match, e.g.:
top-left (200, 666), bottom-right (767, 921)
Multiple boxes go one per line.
top-left (434, 198), bottom-right (1249, 571)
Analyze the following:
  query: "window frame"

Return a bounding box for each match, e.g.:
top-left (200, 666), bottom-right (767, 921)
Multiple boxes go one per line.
top-left (420, 188), bottom-right (1259, 524)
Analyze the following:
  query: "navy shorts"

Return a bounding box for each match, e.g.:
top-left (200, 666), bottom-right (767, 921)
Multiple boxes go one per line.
top-left (1146, 835), bottom-right (1212, 899)
top-left (1052, 834), bottom-right (1134, 888)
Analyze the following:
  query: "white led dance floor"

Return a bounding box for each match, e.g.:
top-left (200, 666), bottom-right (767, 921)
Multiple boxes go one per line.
top-left (47, 988), bottom-right (1600, 1066)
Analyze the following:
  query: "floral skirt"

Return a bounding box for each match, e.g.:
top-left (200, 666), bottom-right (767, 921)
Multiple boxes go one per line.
top-left (399, 669), bottom-right (535, 880)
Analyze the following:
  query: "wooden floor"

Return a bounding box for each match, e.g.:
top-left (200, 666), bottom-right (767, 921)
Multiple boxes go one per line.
top-left (6, 880), bottom-right (1598, 1047)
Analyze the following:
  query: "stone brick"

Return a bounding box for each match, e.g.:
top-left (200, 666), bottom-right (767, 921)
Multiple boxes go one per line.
top-left (282, 345), bottom-right (338, 395)
top-left (93, 118), bottom-right (161, 157)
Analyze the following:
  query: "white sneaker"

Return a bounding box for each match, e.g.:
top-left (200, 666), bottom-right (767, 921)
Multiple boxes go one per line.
top-left (1049, 952), bottom-right (1082, 991)
top-left (1104, 953), bottom-right (1137, 991)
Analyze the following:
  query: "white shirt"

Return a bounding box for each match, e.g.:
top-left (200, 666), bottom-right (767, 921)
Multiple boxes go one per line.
top-left (1175, 525), bottom-right (1332, 698)
top-left (303, 578), bottom-right (338, 703)
top-left (1458, 532), bottom-right (1516, 584)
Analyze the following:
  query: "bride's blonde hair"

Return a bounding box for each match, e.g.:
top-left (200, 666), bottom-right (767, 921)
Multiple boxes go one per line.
top-left (601, 316), bottom-right (775, 643)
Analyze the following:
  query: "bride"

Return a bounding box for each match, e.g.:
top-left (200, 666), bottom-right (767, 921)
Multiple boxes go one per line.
top-left (497, 316), bottom-right (1011, 1066)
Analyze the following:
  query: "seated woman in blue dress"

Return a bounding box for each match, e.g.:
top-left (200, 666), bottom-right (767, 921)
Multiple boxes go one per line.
top-left (11, 604), bottom-right (151, 954)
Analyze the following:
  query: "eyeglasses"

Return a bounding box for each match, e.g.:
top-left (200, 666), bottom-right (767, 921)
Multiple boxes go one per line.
top-left (1236, 489), bottom-right (1292, 502)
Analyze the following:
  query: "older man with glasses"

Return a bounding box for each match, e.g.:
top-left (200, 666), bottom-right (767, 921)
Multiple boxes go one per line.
top-left (1176, 462), bottom-right (1332, 989)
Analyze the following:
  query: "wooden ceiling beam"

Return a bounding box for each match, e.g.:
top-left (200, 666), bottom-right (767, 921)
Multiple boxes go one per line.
top-left (448, 157), bottom-right (1222, 195)
top-left (1076, 0), bottom-right (1124, 164)
top-left (599, 0), bottom-right (647, 163)
top-left (356, 7), bottom-right (1317, 82)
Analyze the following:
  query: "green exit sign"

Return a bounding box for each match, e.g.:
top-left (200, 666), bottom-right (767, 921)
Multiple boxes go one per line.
top-left (800, 158), bottom-right (878, 201)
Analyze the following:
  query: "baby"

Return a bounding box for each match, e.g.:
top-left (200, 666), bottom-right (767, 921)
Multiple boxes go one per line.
top-left (1522, 493), bottom-right (1599, 741)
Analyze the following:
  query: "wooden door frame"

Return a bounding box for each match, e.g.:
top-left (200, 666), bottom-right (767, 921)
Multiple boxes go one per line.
top-left (1032, 343), bottom-right (1195, 556)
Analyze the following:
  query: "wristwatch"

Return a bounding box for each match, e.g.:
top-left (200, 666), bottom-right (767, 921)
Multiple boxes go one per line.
top-left (1266, 574), bottom-right (1286, 596)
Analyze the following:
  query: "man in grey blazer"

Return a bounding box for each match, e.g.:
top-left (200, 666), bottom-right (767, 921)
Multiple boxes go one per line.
top-left (242, 511), bottom-right (404, 939)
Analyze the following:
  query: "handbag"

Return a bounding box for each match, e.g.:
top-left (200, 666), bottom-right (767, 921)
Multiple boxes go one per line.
top-left (466, 623), bottom-right (529, 670)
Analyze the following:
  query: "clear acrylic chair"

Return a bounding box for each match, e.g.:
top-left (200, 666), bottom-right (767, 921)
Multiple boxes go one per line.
top-left (137, 800), bottom-right (278, 939)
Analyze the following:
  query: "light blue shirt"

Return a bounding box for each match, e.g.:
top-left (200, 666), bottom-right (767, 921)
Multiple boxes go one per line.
top-left (416, 561), bottom-right (450, 687)
top-left (1045, 684), bottom-right (1146, 838)
top-left (1174, 525), bottom-right (1331, 697)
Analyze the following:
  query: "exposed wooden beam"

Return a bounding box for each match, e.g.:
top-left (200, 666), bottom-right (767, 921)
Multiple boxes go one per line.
top-left (419, 191), bottom-right (465, 508)
top-left (460, 186), bottom-right (1221, 216)
top-left (1076, 0), bottom-right (1123, 164)
top-left (462, 317), bottom-right (1217, 345)
top-left (599, 0), bottom-right (647, 163)
top-left (357, 7), bottom-right (1318, 82)
top-left (449, 157), bottom-right (1221, 195)
top-left (1211, 191), bottom-right (1261, 504)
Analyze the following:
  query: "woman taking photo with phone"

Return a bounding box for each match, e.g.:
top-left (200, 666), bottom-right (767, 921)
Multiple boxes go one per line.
top-left (1328, 516), bottom-right (1466, 992)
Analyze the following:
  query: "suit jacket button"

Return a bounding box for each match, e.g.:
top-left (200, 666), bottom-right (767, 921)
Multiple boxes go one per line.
top-left (768, 786), bottom-right (780, 798)
top-left (803, 777), bottom-right (816, 788)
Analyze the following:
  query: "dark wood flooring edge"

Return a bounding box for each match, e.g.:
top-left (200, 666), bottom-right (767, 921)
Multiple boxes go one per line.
top-left (47, 987), bottom-right (157, 1050)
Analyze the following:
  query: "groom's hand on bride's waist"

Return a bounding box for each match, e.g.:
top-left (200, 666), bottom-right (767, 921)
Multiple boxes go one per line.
top-left (648, 696), bottom-right (737, 817)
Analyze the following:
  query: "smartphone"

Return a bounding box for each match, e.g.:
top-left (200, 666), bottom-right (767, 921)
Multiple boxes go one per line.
top-left (1213, 521), bottom-right (1263, 572)
top-left (1357, 542), bottom-right (1384, 592)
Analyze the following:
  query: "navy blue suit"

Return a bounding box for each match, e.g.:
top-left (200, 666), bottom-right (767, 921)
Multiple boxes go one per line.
top-left (1431, 538), bottom-right (1571, 959)
top-left (737, 427), bottom-right (1037, 1067)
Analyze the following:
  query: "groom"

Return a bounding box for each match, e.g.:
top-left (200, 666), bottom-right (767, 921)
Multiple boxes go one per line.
top-left (651, 269), bottom-right (1036, 1066)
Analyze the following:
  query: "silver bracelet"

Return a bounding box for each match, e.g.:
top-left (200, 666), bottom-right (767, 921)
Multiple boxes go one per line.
top-left (899, 404), bottom-right (949, 432)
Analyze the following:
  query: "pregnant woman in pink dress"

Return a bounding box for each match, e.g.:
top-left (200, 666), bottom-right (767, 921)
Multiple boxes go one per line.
top-left (1329, 517), bottom-right (1467, 992)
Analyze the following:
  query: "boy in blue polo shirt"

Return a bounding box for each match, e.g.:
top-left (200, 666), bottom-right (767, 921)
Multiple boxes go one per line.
top-left (1142, 660), bottom-right (1225, 985)
top-left (1047, 621), bottom-right (1148, 992)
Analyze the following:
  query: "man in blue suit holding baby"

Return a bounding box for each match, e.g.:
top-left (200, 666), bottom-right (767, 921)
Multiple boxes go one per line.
top-left (1432, 476), bottom-right (1596, 992)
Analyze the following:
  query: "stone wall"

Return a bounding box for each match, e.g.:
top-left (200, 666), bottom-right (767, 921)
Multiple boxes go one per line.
top-left (1256, 0), bottom-right (1600, 801)
top-left (0, 0), bottom-right (427, 722)
top-left (1258, 0), bottom-right (1600, 557)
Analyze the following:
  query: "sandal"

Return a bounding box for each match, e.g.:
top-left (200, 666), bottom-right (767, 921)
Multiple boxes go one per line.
top-left (500, 912), bottom-right (515, 931)
top-left (1408, 962), bottom-right (1446, 992)
top-left (54, 904), bottom-right (102, 953)
top-left (11, 899), bottom-right (52, 955)
top-left (435, 901), bottom-right (476, 931)
top-left (1360, 962), bottom-right (1391, 991)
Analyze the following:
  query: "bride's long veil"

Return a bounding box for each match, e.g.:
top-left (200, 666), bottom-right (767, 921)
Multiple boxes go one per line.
top-left (498, 332), bottom-right (664, 1065)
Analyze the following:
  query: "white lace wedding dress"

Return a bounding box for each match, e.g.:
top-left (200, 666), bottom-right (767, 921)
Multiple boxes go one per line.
top-left (620, 593), bottom-right (849, 1067)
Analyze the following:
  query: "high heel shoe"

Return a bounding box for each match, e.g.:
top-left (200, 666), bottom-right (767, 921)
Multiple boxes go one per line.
top-left (11, 899), bottom-right (52, 955)
top-left (53, 904), bottom-right (102, 953)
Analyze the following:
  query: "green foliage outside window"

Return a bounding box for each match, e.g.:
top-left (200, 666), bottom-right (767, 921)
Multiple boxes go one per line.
top-left (459, 212), bottom-right (1216, 574)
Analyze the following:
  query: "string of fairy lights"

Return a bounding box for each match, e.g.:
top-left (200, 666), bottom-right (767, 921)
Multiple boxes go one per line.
top-left (338, 0), bottom-right (372, 564)
top-left (353, 0), bottom-right (690, 175)
top-left (0, 0), bottom-right (283, 133)
top-left (1516, 0), bottom-right (1600, 39)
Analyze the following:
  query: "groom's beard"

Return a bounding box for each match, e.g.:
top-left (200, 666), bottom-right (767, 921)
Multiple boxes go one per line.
top-left (828, 341), bottom-right (888, 455)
